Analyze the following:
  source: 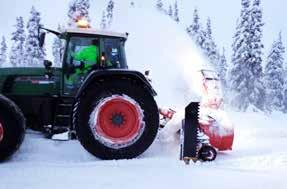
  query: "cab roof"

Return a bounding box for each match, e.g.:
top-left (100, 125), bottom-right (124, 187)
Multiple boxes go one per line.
top-left (64, 28), bottom-right (128, 39)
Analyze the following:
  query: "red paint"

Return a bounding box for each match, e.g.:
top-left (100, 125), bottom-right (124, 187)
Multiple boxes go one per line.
top-left (96, 97), bottom-right (142, 143)
top-left (0, 122), bottom-right (4, 142)
top-left (200, 122), bottom-right (234, 151)
top-left (159, 108), bottom-right (176, 119)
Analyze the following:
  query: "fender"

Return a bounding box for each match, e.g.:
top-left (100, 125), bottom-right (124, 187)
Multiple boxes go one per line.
top-left (76, 69), bottom-right (157, 98)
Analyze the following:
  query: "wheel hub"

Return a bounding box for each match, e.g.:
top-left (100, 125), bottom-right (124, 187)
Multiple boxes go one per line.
top-left (0, 122), bottom-right (4, 142)
top-left (89, 95), bottom-right (145, 149)
top-left (111, 113), bottom-right (125, 127)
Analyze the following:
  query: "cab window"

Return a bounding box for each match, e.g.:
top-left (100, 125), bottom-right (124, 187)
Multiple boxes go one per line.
top-left (103, 38), bottom-right (127, 69)
top-left (67, 37), bottom-right (99, 66)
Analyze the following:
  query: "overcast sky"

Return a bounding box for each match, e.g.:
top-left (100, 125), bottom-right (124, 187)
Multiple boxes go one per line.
top-left (0, 0), bottom-right (286, 64)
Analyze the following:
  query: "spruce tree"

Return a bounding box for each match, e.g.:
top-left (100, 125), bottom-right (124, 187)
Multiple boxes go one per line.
top-left (24, 6), bottom-right (45, 67)
top-left (283, 67), bottom-right (287, 112)
top-left (186, 9), bottom-right (206, 48)
top-left (264, 32), bottom-right (285, 111)
top-left (106, 0), bottom-right (114, 28)
top-left (249, 0), bottom-right (265, 110)
top-left (100, 11), bottom-right (107, 30)
top-left (68, 0), bottom-right (90, 27)
top-left (168, 5), bottom-right (173, 17)
top-left (218, 48), bottom-right (228, 88)
top-left (230, 0), bottom-right (265, 111)
top-left (156, 0), bottom-right (163, 11)
top-left (202, 18), bottom-right (220, 70)
top-left (229, 0), bottom-right (253, 111)
top-left (187, 9), bottom-right (200, 37)
top-left (173, 1), bottom-right (179, 23)
top-left (10, 17), bottom-right (25, 67)
top-left (0, 36), bottom-right (7, 67)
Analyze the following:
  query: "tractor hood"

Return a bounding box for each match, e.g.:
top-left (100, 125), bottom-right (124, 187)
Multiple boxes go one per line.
top-left (0, 67), bottom-right (61, 95)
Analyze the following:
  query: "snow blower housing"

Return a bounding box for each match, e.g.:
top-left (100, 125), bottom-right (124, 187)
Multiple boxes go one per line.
top-left (180, 70), bottom-right (234, 163)
top-left (0, 27), bottom-right (159, 161)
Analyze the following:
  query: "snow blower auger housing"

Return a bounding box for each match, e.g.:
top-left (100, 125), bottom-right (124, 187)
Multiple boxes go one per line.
top-left (180, 102), bottom-right (217, 164)
top-left (0, 26), bottom-right (159, 161)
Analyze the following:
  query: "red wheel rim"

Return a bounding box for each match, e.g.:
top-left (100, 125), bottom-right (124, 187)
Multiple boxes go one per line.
top-left (90, 95), bottom-right (144, 148)
top-left (0, 122), bottom-right (4, 142)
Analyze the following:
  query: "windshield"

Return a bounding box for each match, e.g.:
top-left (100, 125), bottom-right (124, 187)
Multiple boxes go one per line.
top-left (67, 36), bottom-right (127, 69)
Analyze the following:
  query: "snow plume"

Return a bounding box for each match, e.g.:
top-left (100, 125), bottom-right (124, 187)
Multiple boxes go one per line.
top-left (111, 3), bottom-right (210, 109)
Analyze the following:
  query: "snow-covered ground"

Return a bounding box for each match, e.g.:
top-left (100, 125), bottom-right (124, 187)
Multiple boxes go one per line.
top-left (0, 111), bottom-right (287, 189)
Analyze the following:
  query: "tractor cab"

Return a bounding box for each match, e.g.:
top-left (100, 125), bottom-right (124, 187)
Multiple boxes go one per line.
top-left (40, 27), bottom-right (129, 95)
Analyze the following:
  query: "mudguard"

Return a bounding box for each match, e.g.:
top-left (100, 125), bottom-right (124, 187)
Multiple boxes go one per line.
top-left (76, 69), bottom-right (157, 98)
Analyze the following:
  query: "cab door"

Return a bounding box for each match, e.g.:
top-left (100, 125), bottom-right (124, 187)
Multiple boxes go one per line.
top-left (62, 36), bottom-right (100, 96)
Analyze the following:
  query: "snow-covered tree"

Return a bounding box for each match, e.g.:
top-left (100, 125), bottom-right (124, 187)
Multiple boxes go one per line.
top-left (168, 5), bottom-right (173, 17)
top-left (0, 36), bottom-right (7, 67)
top-left (10, 17), bottom-right (25, 67)
top-left (218, 48), bottom-right (228, 88)
top-left (68, 0), bottom-right (90, 27)
top-left (264, 32), bottom-right (285, 111)
top-left (106, 0), bottom-right (114, 28)
top-left (229, 0), bottom-right (252, 110)
top-left (24, 6), bottom-right (45, 67)
top-left (130, 1), bottom-right (135, 7)
top-left (283, 78), bottom-right (287, 113)
top-left (52, 25), bottom-right (64, 67)
top-left (284, 65), bottom-right (287, 112)
top-left (156, 0), bottom-right (163, 11)
top-left (229, 0), bottom-right (265, 111)
top-left (173, 1), bottom-right (179, 23)
top-left (283, 89), bottom-right (287, 113)
top-left (202, 18), bottom-right (220, 70)
top-left (187, 9), bottom-right (200, 37)
top-left (186, 9), bottom-right (206, 47)
top-left (100, 11), bottom-right (107, 30)
top-left (249, 0), bottom-right (265, 110)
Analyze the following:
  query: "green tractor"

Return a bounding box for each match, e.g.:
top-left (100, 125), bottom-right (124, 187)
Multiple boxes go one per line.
top-left (0, 27), bottom-right (159, 161)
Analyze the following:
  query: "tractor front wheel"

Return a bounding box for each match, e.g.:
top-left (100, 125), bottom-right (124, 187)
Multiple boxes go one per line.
top-left (74, 78), bottom-right (159, 160)
top-left (0, 95), bottom-right (25, 161)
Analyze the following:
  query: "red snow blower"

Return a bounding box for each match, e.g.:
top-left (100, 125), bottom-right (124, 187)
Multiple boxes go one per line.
top-left (179, 70), bottom-right (234, 164)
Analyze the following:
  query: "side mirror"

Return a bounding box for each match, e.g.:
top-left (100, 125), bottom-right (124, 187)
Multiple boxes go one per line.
top-left (145, 70), bottom-right (150, 77)
top-left (144, 70), bottom-right (152, 82)
top-left (44, 60), bottom-right (53, 79)
top-left (39, 32), bottom-right (46, 48)
top-left (44, 60), bottom-right (52, 68)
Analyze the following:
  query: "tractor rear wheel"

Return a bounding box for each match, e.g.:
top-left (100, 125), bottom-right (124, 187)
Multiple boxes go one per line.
top-left (74, 78), bottom-right (159, 160)
top-left (0, 95), bottom-right (25, 161)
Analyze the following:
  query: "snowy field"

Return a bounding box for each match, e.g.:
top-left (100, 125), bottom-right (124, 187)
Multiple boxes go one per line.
top-left (1, 111), bottom-right (287, 189)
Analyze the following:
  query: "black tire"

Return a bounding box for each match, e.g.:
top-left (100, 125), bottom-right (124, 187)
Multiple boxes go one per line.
top-left (74, 78), bottom-right (159, 160)
top-left (0, 95), bottom-right (25, 162)
top-left (198, 145), bottom-right (217, 162)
